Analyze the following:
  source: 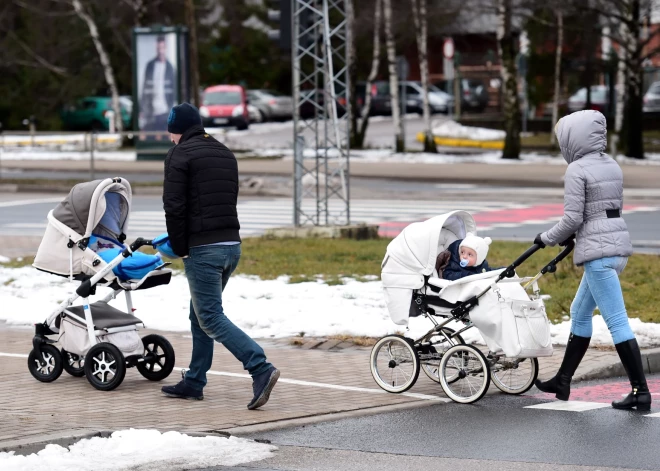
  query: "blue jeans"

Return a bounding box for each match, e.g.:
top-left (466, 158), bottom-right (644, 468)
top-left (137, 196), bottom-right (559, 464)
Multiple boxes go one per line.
top-left (570, 256), bottom-right (635, 345)
top-left (183, 244), bottom-right (272, 391)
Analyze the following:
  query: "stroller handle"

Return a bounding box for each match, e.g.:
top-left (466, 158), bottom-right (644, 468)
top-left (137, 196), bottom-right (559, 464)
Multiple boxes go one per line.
top-left (121, 237), bottom-right (154, 257)
top-left (496, 244), bottom-right (543, 281)
top-left (540, 238), bottom-right (575, 274)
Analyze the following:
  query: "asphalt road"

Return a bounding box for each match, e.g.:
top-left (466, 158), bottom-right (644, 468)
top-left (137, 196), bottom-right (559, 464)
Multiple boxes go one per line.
top-left (232, 373), bottom-right (660, 471)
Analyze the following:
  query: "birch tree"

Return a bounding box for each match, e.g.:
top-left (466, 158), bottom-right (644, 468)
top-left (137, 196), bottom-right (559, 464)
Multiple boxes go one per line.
top-left (185, 0), bottom-right (200, 106)
top-left (496, 0), bottom-right (521, 159)
top-left (383, 0), bottom-right (404, 152)
top-left (411, 0), bottom-right (436, 152)
top-left (71, 0), bottom-right (123, 132)
top-left (550, 10), bottom-right (563, 147)
top-left (353, 0), bottom-right (382, 148)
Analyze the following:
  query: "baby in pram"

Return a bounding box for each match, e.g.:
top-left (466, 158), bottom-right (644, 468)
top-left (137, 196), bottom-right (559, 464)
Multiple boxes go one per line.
top-left (436, 233), bottom-right (496, 280)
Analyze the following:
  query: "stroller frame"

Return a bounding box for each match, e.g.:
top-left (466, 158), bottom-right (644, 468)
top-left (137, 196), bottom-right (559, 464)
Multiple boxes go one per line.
top-left (372, 239), bottom-right (575, 404)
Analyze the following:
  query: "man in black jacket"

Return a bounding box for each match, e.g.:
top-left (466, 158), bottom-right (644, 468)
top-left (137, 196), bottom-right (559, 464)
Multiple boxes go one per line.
top-left (160, 103), bottom-right (279, 410)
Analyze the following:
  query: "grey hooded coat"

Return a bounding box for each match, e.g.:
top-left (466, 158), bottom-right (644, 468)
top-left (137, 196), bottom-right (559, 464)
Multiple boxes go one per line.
top-left (540, 110), bottom-right (633, 265)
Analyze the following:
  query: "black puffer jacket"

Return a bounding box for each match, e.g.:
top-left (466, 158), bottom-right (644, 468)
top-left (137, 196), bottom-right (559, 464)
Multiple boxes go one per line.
top-left (163, 125), bottom-right (240, 256)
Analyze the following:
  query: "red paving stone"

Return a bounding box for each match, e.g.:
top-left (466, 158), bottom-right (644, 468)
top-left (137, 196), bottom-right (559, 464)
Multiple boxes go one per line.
top-left (532, 378), bottom-right (660, 404)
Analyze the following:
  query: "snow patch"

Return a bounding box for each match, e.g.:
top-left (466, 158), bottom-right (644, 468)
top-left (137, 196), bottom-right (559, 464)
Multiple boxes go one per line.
top-left (0, 429), bottom-right (275, 471)
top-left (1, 267), bottom-right (659, 347)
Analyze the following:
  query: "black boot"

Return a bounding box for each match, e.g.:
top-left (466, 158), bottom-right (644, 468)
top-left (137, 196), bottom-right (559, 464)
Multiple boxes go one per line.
top-left (535, 333), bottom-right (590, 401)
top-left (612, 339), bottom-right (652, 411)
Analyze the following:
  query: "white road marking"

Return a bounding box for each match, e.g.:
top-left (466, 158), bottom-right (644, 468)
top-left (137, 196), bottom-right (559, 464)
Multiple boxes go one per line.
top-left (0, 197), bottom-right (63, 208)
top-left (525, 401), bottom-right (611, 412)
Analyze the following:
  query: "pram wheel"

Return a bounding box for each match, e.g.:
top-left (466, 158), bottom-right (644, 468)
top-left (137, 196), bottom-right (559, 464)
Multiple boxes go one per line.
top-left (28, 344), bottom-right (63, 383)
top-left (137, 334), bottom-right (175, 381)
top-left (62, 349), bottom-right (85, 377)
top-left (490, 356), bottom-right (539, 395)
top-left (439, 344), bottom-right (490, 404)
top-left (370, 335), bottom-right (420, 393)
top-left (84, 342), bottom-right (126, 391)
top-left (419, 328), bottom-right (465, 384)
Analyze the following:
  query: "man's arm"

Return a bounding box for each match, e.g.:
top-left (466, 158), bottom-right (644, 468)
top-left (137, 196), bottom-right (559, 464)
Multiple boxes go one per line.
top-left (163, 148), bottom-right (189, 257)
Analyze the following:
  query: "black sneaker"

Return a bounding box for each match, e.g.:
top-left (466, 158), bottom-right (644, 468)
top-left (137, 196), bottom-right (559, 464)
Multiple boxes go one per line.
top-left (161, 379), bottom-right (204, 400)
top-left (247, 366), bottom-right (280, 410)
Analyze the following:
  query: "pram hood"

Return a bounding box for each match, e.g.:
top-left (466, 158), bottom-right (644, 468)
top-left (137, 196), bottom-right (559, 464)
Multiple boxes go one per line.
top-left (381, 211), bottom-right (477, 325)
top-left (34, 178), bottom-right (133, 277)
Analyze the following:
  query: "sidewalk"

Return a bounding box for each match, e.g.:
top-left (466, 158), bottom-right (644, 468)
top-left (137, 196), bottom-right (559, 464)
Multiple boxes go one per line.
top-left (3, 158), bottom-right (660, 190)
top-left (1, 324), bottom-right (659, 451)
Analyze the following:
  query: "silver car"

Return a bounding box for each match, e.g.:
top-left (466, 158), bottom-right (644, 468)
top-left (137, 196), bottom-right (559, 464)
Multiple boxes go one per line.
top-left (247, 90), bottom-right (294, 121)
top-left (644, 81), bottom-right (660, 114)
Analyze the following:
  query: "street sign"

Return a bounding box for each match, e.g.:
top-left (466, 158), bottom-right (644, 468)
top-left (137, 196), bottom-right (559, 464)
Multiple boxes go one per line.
top-left (396, 56), bottom-right (409, 81)
top-left (443, 37), bottom-right (454, 60)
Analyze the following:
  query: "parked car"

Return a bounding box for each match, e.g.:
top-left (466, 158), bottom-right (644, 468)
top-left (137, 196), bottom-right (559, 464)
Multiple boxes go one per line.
top-left (247, 89), bottom-right (294, 121)
top-left (434, 78), bottom-right (489, 112)
top-left (199, 84), bottom-right (249, 130)
top-left (355, 81), bottom-right (454, 116)
top-left (298, 89), bottom-right (347, 119)
top-left (60, 96), bottom-right (132, 131)
top-left (643, 81), bottom-right (660, 114)
top-left (567, 85), bottom-right (611, 115)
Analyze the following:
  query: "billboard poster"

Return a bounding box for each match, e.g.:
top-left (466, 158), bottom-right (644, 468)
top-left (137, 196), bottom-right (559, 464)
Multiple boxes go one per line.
top-left (136, 33), bottom-right (179, 132)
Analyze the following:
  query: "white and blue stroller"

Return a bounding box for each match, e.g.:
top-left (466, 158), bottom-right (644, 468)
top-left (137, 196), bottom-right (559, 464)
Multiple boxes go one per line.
top-left (29, 177), bottom-right (176, 391)
top-left (375, 210), bottom-right (575, 403)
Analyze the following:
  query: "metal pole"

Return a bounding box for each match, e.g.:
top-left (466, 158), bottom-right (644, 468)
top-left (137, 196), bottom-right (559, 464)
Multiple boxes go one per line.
top-left (90, 131), bottom-right (96, 180)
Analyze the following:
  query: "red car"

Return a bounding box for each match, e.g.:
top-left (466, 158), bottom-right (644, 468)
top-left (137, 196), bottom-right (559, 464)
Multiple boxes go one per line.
top-left (199, 85), bottom-right (250, 130)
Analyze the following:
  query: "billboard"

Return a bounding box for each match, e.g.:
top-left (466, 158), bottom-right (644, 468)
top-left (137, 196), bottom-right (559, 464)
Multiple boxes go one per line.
top-left (135, 33), bottom-right (179, 132)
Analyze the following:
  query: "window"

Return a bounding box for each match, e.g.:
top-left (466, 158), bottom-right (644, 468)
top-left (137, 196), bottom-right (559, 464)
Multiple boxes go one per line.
top-left (203, 91), bottom-right (242, 105)
top-left (82, 100), bottom-right (97, 110)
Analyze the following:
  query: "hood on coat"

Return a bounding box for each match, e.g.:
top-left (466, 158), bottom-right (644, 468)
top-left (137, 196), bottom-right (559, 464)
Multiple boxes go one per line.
top-left (555, 110), bottom-right (607, 164)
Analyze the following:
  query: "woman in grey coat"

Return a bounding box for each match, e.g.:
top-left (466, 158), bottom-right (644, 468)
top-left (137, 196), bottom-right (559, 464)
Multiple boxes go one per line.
top-left (533, 110), bottom-right (651, 411)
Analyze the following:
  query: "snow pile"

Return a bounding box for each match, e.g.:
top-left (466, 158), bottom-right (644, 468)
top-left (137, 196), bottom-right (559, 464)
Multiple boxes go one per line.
top-left (0, 255), bottom-right (9, 263)
top-left (430, 119), bottom-right (506, 141)
top-left (1, 266), bottom-right (659, 347)
top-left (0, 429), bottom-right (275, 471)
top-left (0, 150), bottom-right (136, 161)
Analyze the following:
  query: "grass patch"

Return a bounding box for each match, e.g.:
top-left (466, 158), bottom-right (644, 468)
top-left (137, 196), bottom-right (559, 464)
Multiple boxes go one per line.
top-left (328, 334), bottom-right (379, 347)
top-left (3, 238), bottom-right (659, 323)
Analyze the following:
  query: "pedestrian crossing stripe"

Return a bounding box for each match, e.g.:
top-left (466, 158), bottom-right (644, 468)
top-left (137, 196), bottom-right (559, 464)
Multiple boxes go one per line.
top-left (525, 401), bottom-right (611, 412)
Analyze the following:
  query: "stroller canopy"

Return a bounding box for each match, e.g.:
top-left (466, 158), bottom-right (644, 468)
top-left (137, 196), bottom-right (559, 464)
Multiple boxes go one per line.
top-left (385, 210), bottom-right (476, 277)
top-left (34, 178), bottom-right (132, 278)
top-left (52, 178), bottom-right (132, 240)
top-left (381, 211), bottom-right (477, 325)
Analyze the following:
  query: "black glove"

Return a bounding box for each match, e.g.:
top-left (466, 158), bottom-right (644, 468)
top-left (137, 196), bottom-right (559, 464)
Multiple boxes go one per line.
top-left (534, 233), bottom-right (546, 248)
top-left (559, 234), bottom-right (576, 247)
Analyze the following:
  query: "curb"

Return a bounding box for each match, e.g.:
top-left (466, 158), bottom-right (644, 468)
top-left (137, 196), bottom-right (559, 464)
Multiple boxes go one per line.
top-left (574, 347), bottom-right (660, 382)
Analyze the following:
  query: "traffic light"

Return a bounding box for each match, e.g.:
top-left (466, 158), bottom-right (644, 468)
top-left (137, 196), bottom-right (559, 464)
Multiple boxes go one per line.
top-left (267, 0), bottom-right (292, 51)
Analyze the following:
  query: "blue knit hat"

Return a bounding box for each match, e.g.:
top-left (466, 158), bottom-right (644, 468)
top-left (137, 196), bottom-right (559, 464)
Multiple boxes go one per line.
top-left (167, 103), bottom-right (202, 134)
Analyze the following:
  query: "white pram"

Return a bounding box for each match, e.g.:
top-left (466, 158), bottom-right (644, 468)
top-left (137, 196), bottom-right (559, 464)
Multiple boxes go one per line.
top-left (374, 211), bottom-right (575, 404)
top-left (29, 177), bottom-right (176, 391)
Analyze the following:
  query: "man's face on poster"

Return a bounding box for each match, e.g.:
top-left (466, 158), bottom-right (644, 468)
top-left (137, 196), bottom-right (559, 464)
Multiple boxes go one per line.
top-left (157, 39), bottom-right (166, 62)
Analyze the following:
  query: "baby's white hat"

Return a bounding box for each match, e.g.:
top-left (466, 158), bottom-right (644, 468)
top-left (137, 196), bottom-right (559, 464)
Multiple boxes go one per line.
top-left (459, 232), bottom-right (492, 266)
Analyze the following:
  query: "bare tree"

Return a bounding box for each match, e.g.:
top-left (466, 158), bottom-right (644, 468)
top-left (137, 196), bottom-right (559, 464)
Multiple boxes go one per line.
top-left (550, 9), bottom-right (563, 147)
top-left (383, 0), bottom-right (404, 152)
top-left (71, 0), bottom-right (123, 132)
top-left (411, 0), bottom-right (436, 152)
top-left (353, 0), bottom-right (382, 148)
top-left (497, 0), bottom-right (521, 159)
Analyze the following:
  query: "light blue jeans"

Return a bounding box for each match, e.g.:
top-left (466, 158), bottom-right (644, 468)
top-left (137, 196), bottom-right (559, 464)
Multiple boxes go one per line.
top-left (570, 256), bottom-right (635, 345)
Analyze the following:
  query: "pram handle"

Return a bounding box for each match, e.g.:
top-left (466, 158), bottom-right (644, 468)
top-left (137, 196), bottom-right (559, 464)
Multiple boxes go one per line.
top-left (121, 237), bottom-right (154, 257)
top-left (540, 238), bottom-right (575, 274)
top-left (496, 244), bottom-right (543, 282)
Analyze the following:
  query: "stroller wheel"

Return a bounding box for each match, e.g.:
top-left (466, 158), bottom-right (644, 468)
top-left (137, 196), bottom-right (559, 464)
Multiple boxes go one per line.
top-left (370, 335), bottom-right (420, 393)
top-left (439, 344), bottom-right (490, 404)
top-left (491, 356), bottom-right (539, 395)
top-left (28, 344), bottom-right (63, 383)
top-left (137, 334), bottom-right (176, 381)
top-left (419, 327), bottom-right (465, 384)
top-left (84, 342), bottom-right (126, 391)
top-left (62, 349), bottom-right (85, 377)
